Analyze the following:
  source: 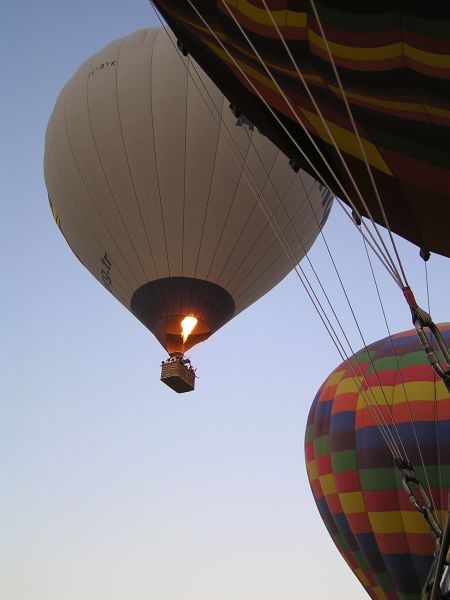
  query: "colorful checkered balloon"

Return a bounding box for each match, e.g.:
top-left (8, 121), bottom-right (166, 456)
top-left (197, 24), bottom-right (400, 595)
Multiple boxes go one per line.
top-left (305, 324), bottom-right (450, 599)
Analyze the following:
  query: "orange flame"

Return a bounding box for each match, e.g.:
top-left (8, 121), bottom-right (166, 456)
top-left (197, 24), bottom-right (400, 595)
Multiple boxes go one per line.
top-left (181, 316), bottom-right (198, 344)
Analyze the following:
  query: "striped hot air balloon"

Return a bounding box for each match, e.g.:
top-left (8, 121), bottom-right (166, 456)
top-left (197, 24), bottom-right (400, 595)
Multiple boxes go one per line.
top-left (305, 324), bottom-right (450, 599)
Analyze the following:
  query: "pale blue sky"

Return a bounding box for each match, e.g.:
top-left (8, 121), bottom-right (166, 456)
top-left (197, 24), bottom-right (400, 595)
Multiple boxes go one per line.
top-left (2, 2), bottom-right (449, 599)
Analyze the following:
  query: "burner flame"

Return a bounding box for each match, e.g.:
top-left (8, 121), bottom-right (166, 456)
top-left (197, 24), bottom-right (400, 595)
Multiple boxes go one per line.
top-left (181, 316), bottom-right (198, 344)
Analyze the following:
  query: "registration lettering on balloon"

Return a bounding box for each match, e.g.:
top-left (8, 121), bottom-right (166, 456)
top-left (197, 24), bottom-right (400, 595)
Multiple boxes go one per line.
top-left (88, 61), bottom-right (116, 77)
top-left (100, 252), bottom-right (112, 290)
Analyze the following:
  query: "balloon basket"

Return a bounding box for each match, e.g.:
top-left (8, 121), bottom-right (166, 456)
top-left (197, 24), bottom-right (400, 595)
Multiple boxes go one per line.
top-left (161, 360), bottom-right (195, 393)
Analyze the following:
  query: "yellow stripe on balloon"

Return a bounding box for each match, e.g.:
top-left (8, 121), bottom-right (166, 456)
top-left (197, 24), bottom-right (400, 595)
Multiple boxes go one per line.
top-left (335, 375), bottom-right (364, 396)
top-left (309, 29), bottom-right (403, 61)
top-left (368, 510), bottom-right (428, 534)
top-left (224, 0), bottom-right (307, 28)
top-left (404, 44), bottom-right (450, 70)
top-left (328, 85), bottom-right (450, 121)
top-left (301, 109), bottom-right (392, 175)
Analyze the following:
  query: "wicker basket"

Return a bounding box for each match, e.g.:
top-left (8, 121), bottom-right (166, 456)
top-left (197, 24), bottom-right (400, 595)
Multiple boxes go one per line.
top-left (161, 360), bottom-right (195, 393)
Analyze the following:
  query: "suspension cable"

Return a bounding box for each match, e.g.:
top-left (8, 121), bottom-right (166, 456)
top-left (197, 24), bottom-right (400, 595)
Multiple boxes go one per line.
top-left (181, 0), bottom-right (405, 287)
top-left (259, 0), bottom-right (407, 287)
top-left (307, 0), bottom-right (409, 287)
top-left (149, 0), bottom-right (449, 554)
top-left (148, 0), bottom-right (410, 460)
top-left (220, 0), bottom-right (405, 286)
top-left (361, 236), bottom-right (436, 512)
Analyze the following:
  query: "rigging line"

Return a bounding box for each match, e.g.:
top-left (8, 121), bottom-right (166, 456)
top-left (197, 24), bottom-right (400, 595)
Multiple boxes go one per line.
top-left (184, 60), bottom-right (330, 303)
top-left (425, 260), bottom-right (444, 527)
top-left (234, 117), bottom-right (403, 395)
top-left (237, 129), bottom-right (401, 418)
top-left (189, 41), bottom-right (403, 456)
top-left (181, 55), bottom-right (288, 289)
top-left (179, 0), bottom-right (403, 287)
top-left (287, 170), bottom-right (410, 459)
top-left (425, 261), bottom-right (431, 316)
top-left (433, 370), bottom-right (444, 529)
top-left (333, 197), bottom-right (401, 286)
top-left (212, 132), bottom-right (403, 456)
top-left (220, 0), bottom-right (404, 286)
top-left (307, 0), bottom-right (409, 287)
top-left (260, 0), bottom-right (406, 286)
top-left (278, 175), bottom-right (408, 459)
top-left (361, 235), bottom-right (437, 509)
top-left (149, 3), bottom-right (402, 455)
top-left (221, 174), bottom-right (306, 292)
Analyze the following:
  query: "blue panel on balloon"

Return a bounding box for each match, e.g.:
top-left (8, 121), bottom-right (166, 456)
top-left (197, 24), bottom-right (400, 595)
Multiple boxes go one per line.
top-left (330, 411), bottom-right (355, 432)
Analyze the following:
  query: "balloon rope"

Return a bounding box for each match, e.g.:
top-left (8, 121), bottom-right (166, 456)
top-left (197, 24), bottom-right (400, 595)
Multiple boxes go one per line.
top-left (361, 236), bottom-right (437, 513)
top-left (259, 0), bottom-right (407, 288)
top-left (235, 120), bottom-right (414, 463)
top-left (307, 0), bottom-right (409, 288)
top-left (176, 0), bottom-right (404, 287)
top-left (219, 0), bottom-right (405, 288)
top-left (148, 1), bottom-right (407, 460)
top-left (425, 262), bottom-right (444, 527)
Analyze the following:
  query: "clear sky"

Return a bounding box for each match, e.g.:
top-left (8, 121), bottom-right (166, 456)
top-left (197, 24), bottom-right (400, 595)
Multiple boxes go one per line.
top-left (2, 2), bottom-right (449, 599)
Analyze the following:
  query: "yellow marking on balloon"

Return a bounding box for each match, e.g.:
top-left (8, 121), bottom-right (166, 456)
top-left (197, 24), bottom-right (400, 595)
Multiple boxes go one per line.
top-left (181, 316), bottom-right (198, 344)
top-left (306, 459), bottom-right (318, 481)
top-left (339, 491), bottom-right (366, 514)
top-left (224, 0), bottom-right (307, 28)
top-left (368, 510), bottom-right (428, 534)
top-left (301, 109), bottom-right (392, 175)
top-left (309, 30), bottom-right (403, 62)
top-left (373, 586), bottom-right (388, 600)
top-left (354, 568), bottom-right (371, 587)
top-left (319, 473), bottom-right (337, 495)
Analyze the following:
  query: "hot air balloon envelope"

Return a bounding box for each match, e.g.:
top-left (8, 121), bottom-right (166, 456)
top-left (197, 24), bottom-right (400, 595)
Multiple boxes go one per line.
top-left (306, 324), bottom-right (450, 599)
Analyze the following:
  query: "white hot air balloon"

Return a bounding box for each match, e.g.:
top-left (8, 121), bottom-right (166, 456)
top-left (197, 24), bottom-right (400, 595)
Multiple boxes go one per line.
top-left (44, 28), bottom-right (333, 391)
